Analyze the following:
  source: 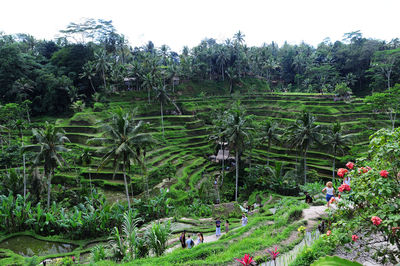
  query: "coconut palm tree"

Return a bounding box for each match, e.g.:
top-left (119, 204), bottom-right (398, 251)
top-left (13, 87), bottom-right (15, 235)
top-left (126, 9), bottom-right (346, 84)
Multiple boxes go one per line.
top-left (79, 61), bottom-right (97, 93)
top-left (287, 112), bottom-right (321, 184)
top-left (223, 102), bottom-right (253, 201)
top-left (88, 108), bottom-right (155, 208)
top-left (142, 73), bottom-right (154, 104)
top-left (31, 122), bottom-right (70, 208)
top-left (154, 86), bottom-right (182, 138)
top-left (324, 121), bottom-right (351, 181)
top-left (94, 49), bottom-right (110, 90)
top-left (261, 119), bottom-right (280, 166)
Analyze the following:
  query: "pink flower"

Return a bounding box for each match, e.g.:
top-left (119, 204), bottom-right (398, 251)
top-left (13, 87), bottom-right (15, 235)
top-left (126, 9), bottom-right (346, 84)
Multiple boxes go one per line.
top-left (352, 235), bottom-right (358, 241)
top-left (327, 230), bottom-right (331, 236)
top-left (235, 254), bottom-right (254, 266)
top-left (380, 170), bottom-right (389, 178)
top-left (371, 216), bottom-right (382, 226)
top-left (337, 168), bottom-right (348, 178)
top-left (338, 184), bottom-right (351, 192)
top-left (346, 162), bottom-right (354, 169)
top-left (366, 166), bottom-right (372, 171)
top-left (267, 247), bottom-right (280, 261)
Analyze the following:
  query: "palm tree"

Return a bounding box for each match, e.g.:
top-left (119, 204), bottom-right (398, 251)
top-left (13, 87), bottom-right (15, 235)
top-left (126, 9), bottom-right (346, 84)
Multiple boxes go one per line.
top-left (94, 49), bottom-right (110, 90)
top-left (264, 162), bottom-right (296, 193)
top-left (324, 121), bottom-right (351, 181)
top-left (287, 112), bottom-right (321, 184)
top-left (88, 108), bottom-right (154, 208)
top-left (223, 102), bottom-right (253, 201)
top-left (154, 86), bottom-right (182, 138)
top-left (233, 31), bottom-right (245, 45)
top-left (79, 61), bottom-right (97, 93)
top-left (31, 122), bottom-right (70, 208)
top-left (225, 67), bottom-right (238, 94)
top-left (217, 47), bottom-right (228, 81)
top-left (261, 119), bottom-right (280, 166)
top-left (142, 73), bottom-right (154, 104)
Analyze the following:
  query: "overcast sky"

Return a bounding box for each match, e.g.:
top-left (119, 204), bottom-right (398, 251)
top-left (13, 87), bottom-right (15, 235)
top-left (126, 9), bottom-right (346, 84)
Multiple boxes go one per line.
top-left (1, 0), bottom-right (399, 51)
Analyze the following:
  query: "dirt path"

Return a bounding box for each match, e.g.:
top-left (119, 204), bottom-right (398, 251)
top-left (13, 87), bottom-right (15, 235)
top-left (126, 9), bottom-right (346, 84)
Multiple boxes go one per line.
top-left (302, 205), bottom-right (329, 230)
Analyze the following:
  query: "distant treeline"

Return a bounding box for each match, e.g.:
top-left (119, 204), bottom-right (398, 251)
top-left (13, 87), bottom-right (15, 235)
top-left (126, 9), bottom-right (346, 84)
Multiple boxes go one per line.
top-left (1, 19), bottom-right (399, 115)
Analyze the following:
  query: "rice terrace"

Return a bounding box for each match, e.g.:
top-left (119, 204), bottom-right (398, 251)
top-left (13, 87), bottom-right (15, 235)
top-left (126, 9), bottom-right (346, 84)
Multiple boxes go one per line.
top-left (0, 12), bottom-right (400, 266)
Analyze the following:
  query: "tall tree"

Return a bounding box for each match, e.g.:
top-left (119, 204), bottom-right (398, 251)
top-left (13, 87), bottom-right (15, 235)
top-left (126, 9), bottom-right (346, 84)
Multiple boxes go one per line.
top-left (94, 49), bottom-right (110, 90)
top-left (324, 121), bottom-right (351, 180)
top-left (287, 112), bottom-right (321, 184)
top-left (223, 102), bottom-right (253, 201)
top-left (154, 86), bottom-right (181, 138)
top-left (30, 122), bottom-right (70, 208)
top-left (261, 119), bottom-right (280, 166)
top-left (89, 108), bottom-right (154, 208)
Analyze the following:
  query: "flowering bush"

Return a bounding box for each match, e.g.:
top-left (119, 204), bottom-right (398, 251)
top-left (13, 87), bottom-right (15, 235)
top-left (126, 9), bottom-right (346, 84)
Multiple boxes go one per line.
top-left (380, 170), bottom-right (389, 178)
top-left (326, 230), bottom-right (331, 236)
top-left (371, 216), bottom-right (382, 226)
top-left (337, 168), bottom-right (348, 178)
top-left (333, 128), bottom-right (400, 264)
top-left (337, 183), bottom-right (351, 192)
top-left (346, 162), bottom-right (354, 169)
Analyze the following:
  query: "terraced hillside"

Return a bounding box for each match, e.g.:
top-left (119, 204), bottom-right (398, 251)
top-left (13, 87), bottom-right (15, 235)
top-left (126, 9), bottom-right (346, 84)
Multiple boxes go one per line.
top-left (44, 89), bottom-right (389, 202)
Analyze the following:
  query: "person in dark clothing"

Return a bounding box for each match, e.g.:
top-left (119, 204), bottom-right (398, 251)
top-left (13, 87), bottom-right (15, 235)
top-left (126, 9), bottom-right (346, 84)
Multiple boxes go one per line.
top-left (305, 192), bottom-right (313, 204)
top-left (318, 220), bottom-right (326, 234)
top-left (179, 230), bottom-right (186, 248)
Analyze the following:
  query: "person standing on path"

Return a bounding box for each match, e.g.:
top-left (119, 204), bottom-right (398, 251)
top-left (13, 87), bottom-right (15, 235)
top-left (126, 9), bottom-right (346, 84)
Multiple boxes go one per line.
top-left (179, 230), bottom-right (186, 248)
top-left (322, 181), bottom-right (335, 207)
top-left (241, 214), bottom-right (248, 226)
top-left (225, 220), bottom-right (230, 233)
top-left (186, 234), bottom-right (195, 249)
top-left (216, 218), bottom-right (221, 237)
top-left (197, 232), bottom-right (204, 244)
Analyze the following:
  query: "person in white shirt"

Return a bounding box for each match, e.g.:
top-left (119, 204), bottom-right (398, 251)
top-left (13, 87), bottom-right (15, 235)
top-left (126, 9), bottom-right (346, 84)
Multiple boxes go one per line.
top-left (322, 181), bottom-right (335, 207)
top-left (241, 214), bottom-right (248, 226)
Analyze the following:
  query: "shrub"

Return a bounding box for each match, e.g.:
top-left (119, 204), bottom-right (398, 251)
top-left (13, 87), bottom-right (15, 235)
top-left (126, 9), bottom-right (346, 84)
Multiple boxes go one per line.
top-left (93, 102), bottom-right (105, 112)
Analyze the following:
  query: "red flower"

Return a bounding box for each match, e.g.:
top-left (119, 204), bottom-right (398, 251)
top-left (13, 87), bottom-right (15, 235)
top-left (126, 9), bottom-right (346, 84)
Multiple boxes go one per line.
top-left (352, 235), bottom-right (358, 241)
top-left (337, 168), bottom-right (348, 178)
top-left (235, 254), bottom-right (254, 266)
top-left (380, 170), bottom-right (389, 178)
top-left (267, 247), bottom-right (280, 261)
top-left (346, 162), bottom-right (354, 169)
top-left (326, 230), bottom-right (331, 236)
top-left (338, 184), bottom-right (351, 192)
top-left (371, 216), bottom-right (382, 226)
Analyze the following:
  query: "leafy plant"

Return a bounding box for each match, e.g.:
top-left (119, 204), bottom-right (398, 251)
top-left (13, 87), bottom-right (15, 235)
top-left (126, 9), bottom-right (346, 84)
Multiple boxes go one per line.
top-left (145, 220), bottom-right (171, 257)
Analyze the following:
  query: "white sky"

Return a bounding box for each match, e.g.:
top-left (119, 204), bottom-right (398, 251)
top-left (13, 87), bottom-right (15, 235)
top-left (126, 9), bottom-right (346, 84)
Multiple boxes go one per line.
top-left (1, 0), bottom-right (399, 52)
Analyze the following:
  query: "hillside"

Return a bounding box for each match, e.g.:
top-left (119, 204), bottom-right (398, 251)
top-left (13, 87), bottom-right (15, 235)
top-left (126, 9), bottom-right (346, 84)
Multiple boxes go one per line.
top-left (37, 80), bottom-right (389, 204)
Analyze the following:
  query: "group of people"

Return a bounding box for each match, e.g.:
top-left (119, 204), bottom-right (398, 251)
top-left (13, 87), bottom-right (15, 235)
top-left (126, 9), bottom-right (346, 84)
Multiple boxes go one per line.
top-left (179, 231), bottom-right (204, 249)
top-left (179, 214), bottom-right (249, 249)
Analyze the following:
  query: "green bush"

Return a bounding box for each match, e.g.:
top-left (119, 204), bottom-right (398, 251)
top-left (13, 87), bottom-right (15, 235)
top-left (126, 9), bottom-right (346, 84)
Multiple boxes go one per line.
top-left (93, 102), bottom-right (105, 112)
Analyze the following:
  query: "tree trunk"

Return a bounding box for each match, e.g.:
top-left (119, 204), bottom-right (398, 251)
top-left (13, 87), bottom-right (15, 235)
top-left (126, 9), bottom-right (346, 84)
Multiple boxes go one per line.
top-left (267, 139), bottom-right (271, 166)
top-left (222, 65), bottom-right (224, 81)
top-left (148, 88), bottom-right (151, 104)
top-left (235, 149), bottom-right (239, 202)
top-left (161, 101), bottom-right (165, 138)
top-left (221, 141), bottom-right (225, 187)
top-left (332, 157), bottom-right (335, 182)
top-left (102, 68), bottom-right (106, 89)
top-left (89, 78), bottom-right (96, 93)
top-left (47, 172), bottom-right (52, 208)
top-left (123, 161), bottom-right (131, 209)
top-left (304, 145), bottom-right (308, 184)
top-left (21, 132), bottom-right (26, 199)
